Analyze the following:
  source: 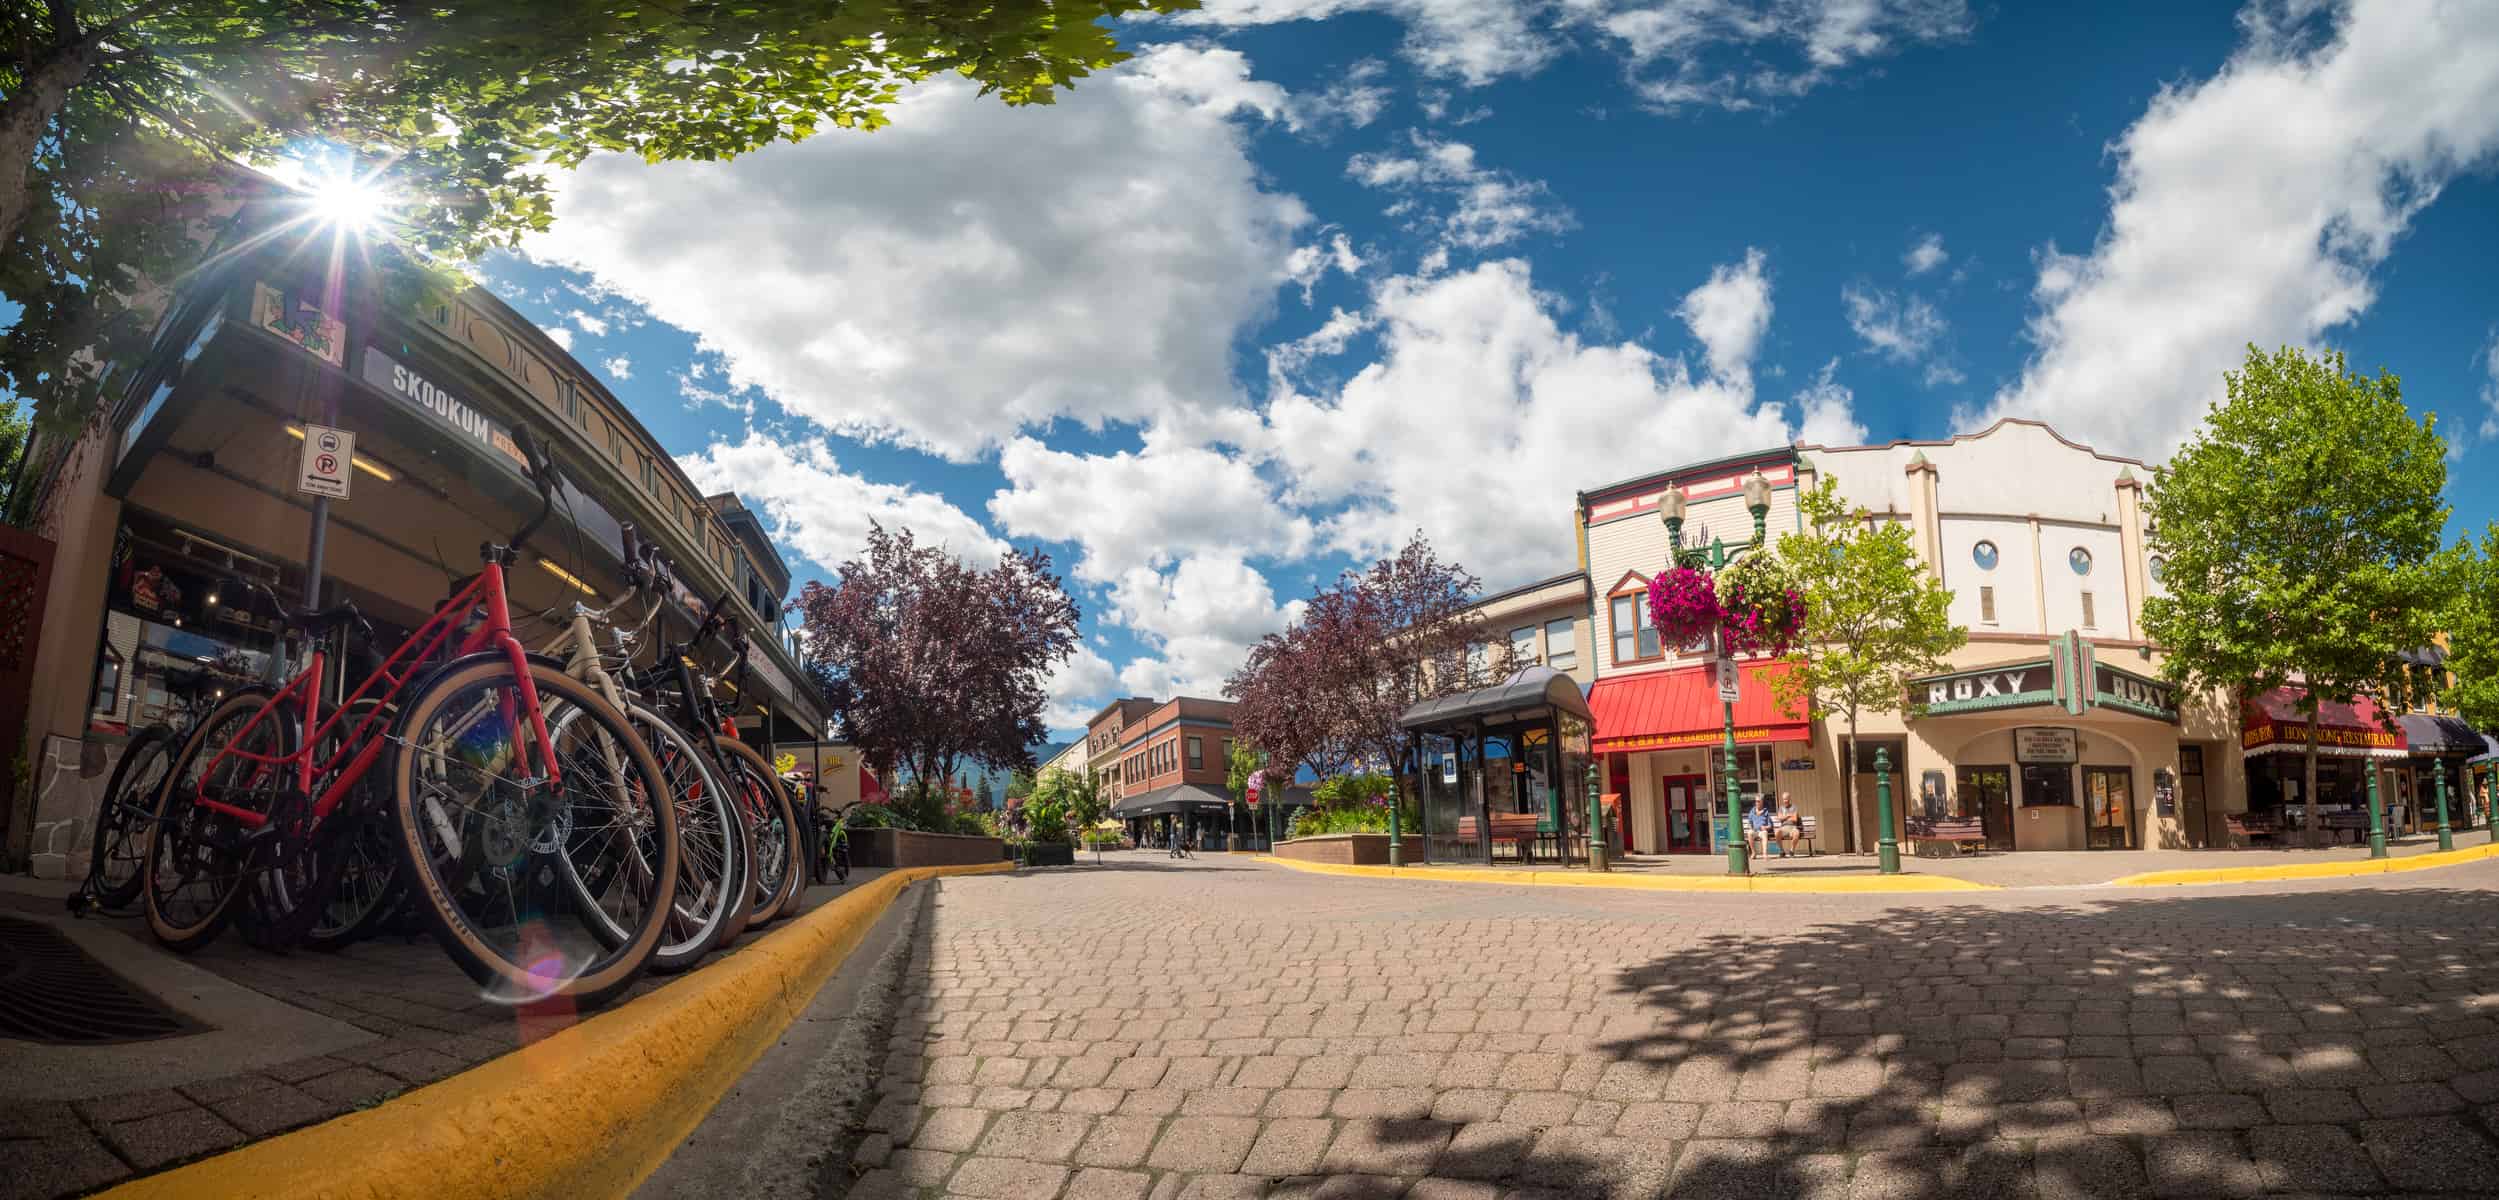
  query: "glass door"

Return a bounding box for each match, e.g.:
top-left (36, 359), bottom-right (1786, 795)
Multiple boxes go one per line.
top-left (2084, 766), bottom-right (2134, 849)
top-left (1957, 765), bottom-right (2014, 850)
top-left (1662, 775), bottom-right (1709, 853)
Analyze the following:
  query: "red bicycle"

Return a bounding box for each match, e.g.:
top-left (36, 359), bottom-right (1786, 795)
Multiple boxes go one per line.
top-left (143, 430), bottom-right (680, 1009)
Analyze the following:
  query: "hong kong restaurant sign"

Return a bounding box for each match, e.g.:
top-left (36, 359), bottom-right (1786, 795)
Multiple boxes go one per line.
top-left (1910, 634), bottom-right (2178, 723)
top-left (2240, 717), bottom-right (2402, 753)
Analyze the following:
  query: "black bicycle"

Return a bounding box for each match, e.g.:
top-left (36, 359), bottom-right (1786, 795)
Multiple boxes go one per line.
top-left (69, 668), bottom-right (222, 915)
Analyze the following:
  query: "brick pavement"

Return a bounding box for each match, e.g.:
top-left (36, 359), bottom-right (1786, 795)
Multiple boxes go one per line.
top-left (852, 855), bottom-right (2499, 1198)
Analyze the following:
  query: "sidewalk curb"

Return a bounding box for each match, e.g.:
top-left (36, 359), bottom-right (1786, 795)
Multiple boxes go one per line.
top-left (1255, 854), bottom-right (1997, 892)
top-left (96, 861), bottom-right (1015, 1200)
top-left (2109, 840), bottom-right (2499, 887)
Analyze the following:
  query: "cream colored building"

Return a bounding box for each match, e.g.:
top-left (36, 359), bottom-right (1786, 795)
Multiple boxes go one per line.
top-left (1460, 570), bottom-right (1596, 689)
top-left (1574, 420), bottom-right (2244, 858)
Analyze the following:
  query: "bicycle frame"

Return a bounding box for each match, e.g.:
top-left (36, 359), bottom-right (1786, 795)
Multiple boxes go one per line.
top-left (187, 561), bottom-right (557, 831)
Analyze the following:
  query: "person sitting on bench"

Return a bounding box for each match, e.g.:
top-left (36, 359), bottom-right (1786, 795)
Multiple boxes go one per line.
top-left (1774, 792), bottom-right (1804, 857)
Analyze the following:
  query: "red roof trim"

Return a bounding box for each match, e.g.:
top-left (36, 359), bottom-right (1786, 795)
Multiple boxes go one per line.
top-left (1590, 661), bottom-right (1809, 752)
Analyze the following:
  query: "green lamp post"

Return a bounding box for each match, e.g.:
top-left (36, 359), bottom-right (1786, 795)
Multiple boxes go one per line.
top-left (1588, 761), bottom-right (1608, 872)
top-left (1874, 746), bottom-right (1899, 873)
top-left (2435, 763), bottom-right (2453, 853)
top-left (1663, 470), bottom-right (1776, 877)
top-left (2366, 766), bottom-right (2388, 859)
top-left (2489, 769), bottom-right (2497, 845)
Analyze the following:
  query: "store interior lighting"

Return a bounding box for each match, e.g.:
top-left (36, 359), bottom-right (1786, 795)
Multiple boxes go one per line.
top-left (284, 424), bottom-right (397, 481)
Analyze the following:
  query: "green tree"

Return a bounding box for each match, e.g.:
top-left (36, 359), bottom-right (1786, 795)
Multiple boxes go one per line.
top-left (0, 0), bottom-right (1188, 436)
top-left (1006, 767), bottom-right (1036, 802)
top-left (1031, 765), bottom-right (1101, 840)
top-left (1766, 476), bottom-right (1967, 851)
top-left (2143, 346), bottom-right (2459, 847)
top-left (2439, 527), bottom-right (2499, 731)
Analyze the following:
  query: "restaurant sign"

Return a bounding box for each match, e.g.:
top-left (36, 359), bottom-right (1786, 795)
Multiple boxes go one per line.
top-left (2241, 715), bottom-right (2403, 754)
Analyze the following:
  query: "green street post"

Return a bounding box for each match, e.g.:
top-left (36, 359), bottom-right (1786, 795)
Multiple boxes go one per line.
top-left (1662, 470), bottom-right (1777, 878)
top-left (2367, 766), bottom-right (2388, 859)
top-left (2435, 763), bottom-right (2453, 852)
top-left (1874, 746), bottom-right (1899, 873)
top-left (1587, 762), bottom-right (1609, 872)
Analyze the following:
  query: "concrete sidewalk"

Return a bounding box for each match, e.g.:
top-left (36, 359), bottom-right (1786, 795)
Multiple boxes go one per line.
top-left (0, 868), bottom-right (906, 1200)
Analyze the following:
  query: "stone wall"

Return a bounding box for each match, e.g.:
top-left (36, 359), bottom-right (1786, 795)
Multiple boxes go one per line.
top-left (850, 828), bottom-right (1007, 869)
top-left (25, 734), bottom-right (114, 880)
top-left (1272, 833), bottom-right (1425, 866)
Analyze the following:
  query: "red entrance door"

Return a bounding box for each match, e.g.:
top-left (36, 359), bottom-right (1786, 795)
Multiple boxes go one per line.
top-left (1662, 775), bottom-right (1710, 853)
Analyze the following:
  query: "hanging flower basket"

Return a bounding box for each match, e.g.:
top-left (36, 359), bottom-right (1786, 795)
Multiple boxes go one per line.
top-left (1716, 554), bottom-right (1806, 657)
top-left (1645, 567), bottom-right (1723, 649)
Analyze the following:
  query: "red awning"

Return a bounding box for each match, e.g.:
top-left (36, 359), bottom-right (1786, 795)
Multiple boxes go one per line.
top-left (861, 768), bottom-right (892, 805)
top-left (2241, 686), bottom-right (2408, 758)
top-left (1590, 660), bottom-right (1808, 754)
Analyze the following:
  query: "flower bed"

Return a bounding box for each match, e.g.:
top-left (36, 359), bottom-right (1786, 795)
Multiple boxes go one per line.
top-left (1272, 833), bottom-right (1425, 866)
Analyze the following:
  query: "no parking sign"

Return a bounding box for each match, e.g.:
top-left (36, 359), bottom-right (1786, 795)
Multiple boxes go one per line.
top-left (296, 423), bottom-right (354, 500)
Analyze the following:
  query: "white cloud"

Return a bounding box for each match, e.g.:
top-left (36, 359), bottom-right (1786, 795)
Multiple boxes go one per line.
top-left (1043, 642), bottom-right (1119, 734)
top-left (568, 309), bottom-right (611, 337)
top-left (1985, 1), bottom-right (2499, 457)
top-left (2477, 326), bottom-right (2499, 444)
top-left (1166, 0), bottom-right (1558, 85)
top-left (1675, 248), bottom-right (1772, 386)
top-left (1903, 232), bottom-right (1948, 276)
top-left (530, 43), bottom-right (1308, 462)
top-left (1284, 231), bottom-right (1366, 301)
top-left (547, 327), bottom-right (574, 350)
top-left (1841, 283), bottom-right (1946, 363)
top-left (1262, 253), bottom-right (1849, 586)
top-left (1585, 0), bottom-right (1974, 110)
top-left (1106, 554), bottom-right (1307, 699)
top-left (1293, 58), bottom-right (1394, 131)
top-left (987, 436), bottom-right (1314, 586)
top-left (1347, 133), bottom-right (1573, 250)
top-left (601, 354), bottom-right (633, 380)
top-left (1793, 358), bottom-right (1869, 446)
top-left (676, 431), bottom-right (1006, 572)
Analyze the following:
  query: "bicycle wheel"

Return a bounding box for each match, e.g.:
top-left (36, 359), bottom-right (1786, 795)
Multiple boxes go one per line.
top-left (602, 703), bottom-right (745, 974)
top-left (251, 699), bottom-right (394, 953)
top-left (390, 657), bottom-right (677, 1009)
top-left (87, 725), bottom-right (175, 909)
top-left (143, 691), bottom-right (291, 954)
top-left (830, 830), bottom-right (850, 884)
top-left (712, 735), bottom-right (804, 926)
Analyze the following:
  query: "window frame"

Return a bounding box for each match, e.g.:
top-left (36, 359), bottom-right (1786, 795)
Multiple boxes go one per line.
top-left (1543, 617), bottom-right (1577, 671)
top-left (1510, 625), bottom-right (1537, 665)
top-left (1978, 585), bottom-right (1998, 625)
top-left (1187, 736), bottom-right (1203, 771)
top-left (1607, 579), bottom-right (1664, 666)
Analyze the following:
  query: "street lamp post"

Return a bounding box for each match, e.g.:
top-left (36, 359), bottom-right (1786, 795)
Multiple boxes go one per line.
top-left (2366, 767), bottom-right (2388, 859)
top-left (1588, 762), bottom-right (1608, 872)
top-left (2436, 763), bottom-right (2453, 853)
top-left (1664, 470), bottom-right (1776, 877)
top-left (1874, 746), bottom-right (1899, 873)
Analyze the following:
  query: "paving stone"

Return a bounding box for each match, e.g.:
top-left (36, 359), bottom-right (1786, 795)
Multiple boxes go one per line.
top-left (2247, 1124), bottom-right (2383, 1193)
top-left (3, 1132), bottom-right (132, 1200)
top-left (1499, 1092), bottom-right (1582, 1127)
top-left (1439, 1123), bottom-right (1538, 1180)
top-left (1694, 1101), bottom-right (1784, 1139)
top-left (2358, 1081), bottom-right (2465, 1116)
top-left (1148, 1116), bottom-right (1262, 1173)
top-left (1335, 1088), bottom-right (1436, 1119)
top-left (1323, 1118), bottom-right (1458, 1176)
top-left (948, 1155), bottom-right (1071, 1198)
top-left (207, 1085), bottom-right (350, 1138)
top-left (1405, 1179), bottom-right (1501, 1200)
top-left (2169, 1093), bottom-right (2266, 1130)
top-left (2083, 1097), bottom-right (2176, 1135)
top-left (74, 1088), bottom-right (193, 1123)
top-left (2362, 1115), bottom-right (2499, 1191)
top-left (1064, 1167), bottom-right (1153, 1200)
top-left (1076, 1115), bottom-right (1164, 1168)
top-left (1614, 1101), bottom-right (1702, 1141)
top-left (2031, 1134), bottom-right (2148, 1200)
top-left (1245, 1117), bottom-right (1339, 1175)
top-left (2142, 1131), bottom-right (2262, 1197)
top-left (99, 1107), bottom-right (249, 1171)
top-left (978, 1111), bottom-right (1093, 1162)
top-left (912, 1106), bottom-right (992, 1152)
top-left (2138, 1056), bottom-right (2219, 1095)
top-left (2264, 1087), bottom-right (2369, 1124)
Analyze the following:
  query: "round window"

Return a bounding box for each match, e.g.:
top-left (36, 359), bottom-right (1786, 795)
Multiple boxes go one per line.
top-left (2148, 555), bottom-right (2166, 585)
top-left (1972, 540), bottom-right (1999, 570)
top-left (2069, 547), bottom-right (2093, 576)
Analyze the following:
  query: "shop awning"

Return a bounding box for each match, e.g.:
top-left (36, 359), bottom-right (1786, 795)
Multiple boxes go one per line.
top-left (1399, 665), bottom-right (1591, 730)
top-left (1111, 783), bottom-right (1237, 819)
top-left (2241, 687), bottom-right (2408, 759)
top-left (2398, 714), bottom-right (2487, 756)
top-left (1588, 660), bottom-right (1807, 754)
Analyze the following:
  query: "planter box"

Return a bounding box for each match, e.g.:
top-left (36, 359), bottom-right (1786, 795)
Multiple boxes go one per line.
top-left (1023, 842), bottom-right (1076, 867)
top-left (849, 828), bottom-right (1007, 869)
top-left (1272, 833), bottom-right (1425, 866)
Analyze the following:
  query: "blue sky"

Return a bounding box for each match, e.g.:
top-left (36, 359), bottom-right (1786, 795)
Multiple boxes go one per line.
top-left (480, 0), bottom-right (2499, 738)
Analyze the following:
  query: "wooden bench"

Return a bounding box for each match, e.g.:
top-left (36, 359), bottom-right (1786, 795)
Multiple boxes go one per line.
top-left (1455, 812), bottom-right (1551, 861)
top-left (1904, 816), bottom-right (1988, 857)
top-left (1761, 814), bottom-right (1819, 857)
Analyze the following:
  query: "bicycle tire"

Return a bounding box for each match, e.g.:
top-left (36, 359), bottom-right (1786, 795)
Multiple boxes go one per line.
top-left (300, 700), bottom-right (406, 953)
top-left (389, 657), bottom-right (678, 1009)
top-left (143, 690), bottom-right (292, 954)
top-left (250, 698), bottom-right (395, 953)
top-left (86, 725), bottom-right (175, 910)
top-left (711, 736), bottom-right (805, 926)
top-left (621, 703), bottom-right (745, 974)
top-left (831, 832), bottom-right (850, 885)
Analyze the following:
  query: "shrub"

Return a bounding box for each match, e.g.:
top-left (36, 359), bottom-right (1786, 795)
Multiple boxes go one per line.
top-left (1025, 794), bottom-right (1070, 844)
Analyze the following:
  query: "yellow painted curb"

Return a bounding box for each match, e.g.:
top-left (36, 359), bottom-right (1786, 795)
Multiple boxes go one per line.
top-left (2110, 840), bottom-right (2499, 887)
top-left (1255, 854), bottom-right (1995, 892)
top-left (100, 860), bottom-right (1016, 1200)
